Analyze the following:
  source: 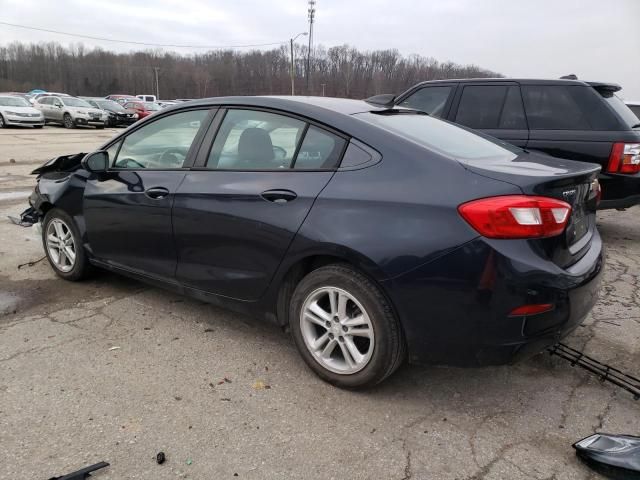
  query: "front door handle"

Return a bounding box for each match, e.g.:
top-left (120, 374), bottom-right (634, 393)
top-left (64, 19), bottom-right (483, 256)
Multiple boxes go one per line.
top-left (144, 186), bottom-right (170, 199)
top-left (261, 189), bottom-right (297, 204)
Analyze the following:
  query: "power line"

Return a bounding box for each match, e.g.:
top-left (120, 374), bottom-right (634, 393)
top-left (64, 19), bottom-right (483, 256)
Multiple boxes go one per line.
top-left (0, 20), bottom-right (288, 49)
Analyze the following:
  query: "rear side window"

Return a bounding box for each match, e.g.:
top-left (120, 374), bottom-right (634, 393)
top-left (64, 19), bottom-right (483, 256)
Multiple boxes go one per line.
top-left (293, 126), bottom-right (345, 169)
top-left (399, 86), bottom-right (452, 117)
top-left (522, 85), bottom-right (623, 130)
top-left (455, 85), bottom-right (526, 129)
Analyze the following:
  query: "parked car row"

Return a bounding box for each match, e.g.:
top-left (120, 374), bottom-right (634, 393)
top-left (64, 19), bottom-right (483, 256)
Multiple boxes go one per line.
top-left (0, 90), bottom-right (191, 129)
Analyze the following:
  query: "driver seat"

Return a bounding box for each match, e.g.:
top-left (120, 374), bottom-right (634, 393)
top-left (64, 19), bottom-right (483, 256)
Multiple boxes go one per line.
top-left (237, 128), bottom-right (274, 169)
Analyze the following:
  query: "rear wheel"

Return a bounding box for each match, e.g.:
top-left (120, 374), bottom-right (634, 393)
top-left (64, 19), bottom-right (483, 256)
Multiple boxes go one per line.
top-left (289, 264), bottom-right (405, 388)
top-left (42, 209), bottom-right (90, 281)
top-left (63, 113), bottom-right (75, 129)
top-left (33, 125), bottom-right (43, 129)
top-left (96, 123), bottom-right (105, 129)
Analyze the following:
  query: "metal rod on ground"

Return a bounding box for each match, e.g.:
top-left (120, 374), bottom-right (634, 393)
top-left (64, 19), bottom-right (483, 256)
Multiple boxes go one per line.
top-left (548, 342), bottom-right (640, 400)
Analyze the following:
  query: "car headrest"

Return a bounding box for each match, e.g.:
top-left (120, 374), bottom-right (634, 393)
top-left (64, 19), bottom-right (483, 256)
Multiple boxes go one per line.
top-left (238, 128), bottom-right (274, 163)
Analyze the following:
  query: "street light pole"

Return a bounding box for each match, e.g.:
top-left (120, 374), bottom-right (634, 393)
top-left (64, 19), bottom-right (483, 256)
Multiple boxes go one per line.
top-left (153, 67), bottom-right (160, 100)
top-left (289, 32), bottom-right (307, 96)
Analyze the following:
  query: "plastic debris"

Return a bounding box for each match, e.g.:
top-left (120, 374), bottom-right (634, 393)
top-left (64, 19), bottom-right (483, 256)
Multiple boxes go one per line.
top-left (252, 380), bottom-right (271, 390)
top-left (156, 452), bottom-right (166, 465)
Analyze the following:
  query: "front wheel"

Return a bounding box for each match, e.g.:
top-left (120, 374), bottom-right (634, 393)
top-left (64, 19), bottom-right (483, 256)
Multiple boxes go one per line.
top-left (0, 114), bottom-right (6, 128)
top-left (63, 113), bottom-right (75, 129)
top-left (289, 264), bottom-right (405, 388)
top-left (42, 209), bottom-right (91, 281)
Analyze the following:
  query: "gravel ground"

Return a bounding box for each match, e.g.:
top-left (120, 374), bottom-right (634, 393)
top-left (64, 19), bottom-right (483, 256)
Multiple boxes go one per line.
top-left (0, 126), bottom-right (638, 479)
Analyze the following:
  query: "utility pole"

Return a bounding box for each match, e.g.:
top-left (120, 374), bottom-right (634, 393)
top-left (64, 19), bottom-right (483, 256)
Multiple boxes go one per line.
top-left (321, 83), bottom-right (326, 97)
top-left (290, 39), bottom-right (295, 96)
top-left (289, 32), bottom-right (307, 96)
top-left (306, 0), bottom-right (315, 94)
top-left (153, 67), bottom-right (160, 99)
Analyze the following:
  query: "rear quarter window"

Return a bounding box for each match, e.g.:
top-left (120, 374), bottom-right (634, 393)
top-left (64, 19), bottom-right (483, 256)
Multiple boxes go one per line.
top-left (521, 85), bottom-right (624, 130)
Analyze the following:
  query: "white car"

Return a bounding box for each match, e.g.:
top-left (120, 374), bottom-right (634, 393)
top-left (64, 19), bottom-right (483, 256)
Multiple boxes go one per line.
top-left (0, 95), bottom-right (45, 128)
top-left (34, 95), bottom-right (106, 129)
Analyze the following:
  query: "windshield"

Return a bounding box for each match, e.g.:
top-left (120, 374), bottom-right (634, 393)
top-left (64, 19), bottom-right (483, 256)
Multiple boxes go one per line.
top-left (144, 102), bottom-right (161, 111)
top-left (97, 100), bottom-right (124, 112)
top-left (356, 111), bottom-right (519, 161)
top-left (600, 94), bottom-right (640, 128)
top-left (62, 97), bottom-right (92, 108)
top-left (0, 96), bottom-right (31, 107)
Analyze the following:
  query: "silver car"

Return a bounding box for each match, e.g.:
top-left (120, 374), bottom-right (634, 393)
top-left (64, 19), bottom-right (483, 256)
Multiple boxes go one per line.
top-left (0, 95), bottom-right (45, 128)
top-left (35, 95), bottom-right (106, 129)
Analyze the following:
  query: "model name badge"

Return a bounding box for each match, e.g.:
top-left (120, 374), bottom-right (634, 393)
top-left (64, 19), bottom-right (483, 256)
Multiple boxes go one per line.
top-left (562, 189), bottom-right (577, 199)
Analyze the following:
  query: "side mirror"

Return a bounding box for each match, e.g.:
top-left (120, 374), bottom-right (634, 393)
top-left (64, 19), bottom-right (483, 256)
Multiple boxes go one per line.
top-left (82, 151), bottom-right (109, 173)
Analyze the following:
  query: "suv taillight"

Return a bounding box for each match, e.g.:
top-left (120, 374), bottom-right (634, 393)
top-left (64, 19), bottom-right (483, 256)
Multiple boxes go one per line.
top-left (607, 143), bottom-right (640, 174)
top-left (458, 195), bottom-right (572, 239)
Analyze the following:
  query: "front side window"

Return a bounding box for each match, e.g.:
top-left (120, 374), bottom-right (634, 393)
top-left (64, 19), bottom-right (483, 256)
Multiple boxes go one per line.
top-left (399, 86), bottom-right (453, 117)
top-left (207, 109), bottom-right (306, 170)
top-left (455, 85), bottom-right (526, 129)
top-left (113, 109), bottom-right (208, 169)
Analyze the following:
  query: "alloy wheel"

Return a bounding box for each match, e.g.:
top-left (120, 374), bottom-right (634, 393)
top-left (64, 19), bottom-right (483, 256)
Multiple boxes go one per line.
top-left (300, 286), bottom-right (375, 374)
top-left (46, 219), bottom-right (76, 273)
top-left (64, 114), bottom-right (73, 128)
top-left (0, 115), bottom-right (5, 128)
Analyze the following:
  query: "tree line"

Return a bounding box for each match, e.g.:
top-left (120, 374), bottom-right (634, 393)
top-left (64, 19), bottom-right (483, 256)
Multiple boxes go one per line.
top-left (0, 42), bottom-right (501, 99)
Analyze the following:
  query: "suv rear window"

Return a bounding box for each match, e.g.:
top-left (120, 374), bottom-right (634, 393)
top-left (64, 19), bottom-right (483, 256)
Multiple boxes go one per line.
top-left (521, 85), bottom-right (623, 130)
top-left (600, 94), bottom-right (640, 128)
top-left (356, 112), bottom-right (518, 161)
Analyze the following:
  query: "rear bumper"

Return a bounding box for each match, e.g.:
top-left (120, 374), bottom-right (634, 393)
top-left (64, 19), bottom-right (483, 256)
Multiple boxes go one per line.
top-left (385, 231), bottom-right (604, 367)
top-left (598, 173), bottom-right (640, 209)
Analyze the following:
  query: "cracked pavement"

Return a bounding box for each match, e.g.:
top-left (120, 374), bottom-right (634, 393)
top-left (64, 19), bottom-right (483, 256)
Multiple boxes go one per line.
top-left (0, 127), bottom-right (639, 479)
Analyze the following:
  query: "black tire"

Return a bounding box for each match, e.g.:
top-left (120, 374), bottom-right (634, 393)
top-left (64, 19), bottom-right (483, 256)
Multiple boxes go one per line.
top-left (63, 113), bottom-right (75, 129)
top-left (33, 125), bottom-right (43, 129)
top-left (96, 124), bottom-right (105, 129)
top-left (0, 114), bottom-right (6, 128)
top-left (289, 264), bottom-right (405, 388)
top-left (42, 208), bottom-right (91, 281)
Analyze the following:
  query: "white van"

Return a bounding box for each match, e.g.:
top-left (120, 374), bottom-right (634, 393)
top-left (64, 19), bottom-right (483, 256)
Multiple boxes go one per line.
top-left (136, 94), bottom-right (157, 102)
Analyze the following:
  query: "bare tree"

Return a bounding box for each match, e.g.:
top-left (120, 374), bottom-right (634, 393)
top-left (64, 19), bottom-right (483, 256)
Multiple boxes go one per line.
top-left (0, 41), bottom-right (501, 98)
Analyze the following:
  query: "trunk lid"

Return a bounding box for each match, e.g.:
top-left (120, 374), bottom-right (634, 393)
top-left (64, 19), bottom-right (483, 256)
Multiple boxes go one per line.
top-left (460, 151), bottom-right (600, 268)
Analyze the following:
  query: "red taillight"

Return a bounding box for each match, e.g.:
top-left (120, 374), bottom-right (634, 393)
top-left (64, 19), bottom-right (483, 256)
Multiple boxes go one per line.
top-left (458, 195), bottom-right (572, 239)
top-left (607, 142), bottom-right (640, 174)
top-left (509, 303), bottom-right (554, 316)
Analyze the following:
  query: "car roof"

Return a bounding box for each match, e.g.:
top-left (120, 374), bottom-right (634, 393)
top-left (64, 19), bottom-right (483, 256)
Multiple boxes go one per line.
top-left (183, 95), bottom-right (386, 117)
top-left (406, 77), bottom-right (620, 89)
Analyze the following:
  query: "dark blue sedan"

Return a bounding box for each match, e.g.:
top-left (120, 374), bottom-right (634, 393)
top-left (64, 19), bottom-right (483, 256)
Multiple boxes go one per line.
top-left (29, 96), bottom-right (604, 388)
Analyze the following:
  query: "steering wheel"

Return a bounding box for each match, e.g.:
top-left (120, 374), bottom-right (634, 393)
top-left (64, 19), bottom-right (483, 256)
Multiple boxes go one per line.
top-left (116, 157), bottom-right (146, 169)
top-left (159, 147), bottom-right (188, 167)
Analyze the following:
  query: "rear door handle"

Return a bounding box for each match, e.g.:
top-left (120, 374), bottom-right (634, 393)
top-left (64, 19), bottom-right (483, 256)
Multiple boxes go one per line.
top-left (261, 189), bottom-right (297, 204)
top-left (144, 186), bottom-right (170, 199)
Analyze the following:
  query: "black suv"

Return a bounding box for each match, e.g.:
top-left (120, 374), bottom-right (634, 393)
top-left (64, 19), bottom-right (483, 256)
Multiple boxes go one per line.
top-left (373, 79), bottom-right (640, 209)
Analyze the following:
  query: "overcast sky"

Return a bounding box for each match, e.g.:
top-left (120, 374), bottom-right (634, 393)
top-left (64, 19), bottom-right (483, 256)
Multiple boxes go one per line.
top-left (1, 0), bottom-right (639, 98)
